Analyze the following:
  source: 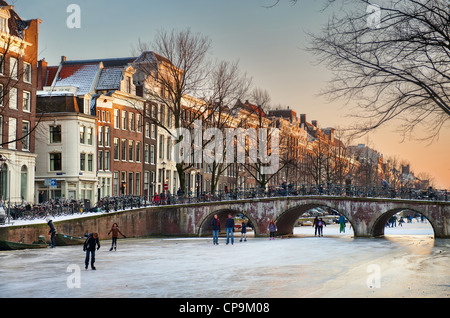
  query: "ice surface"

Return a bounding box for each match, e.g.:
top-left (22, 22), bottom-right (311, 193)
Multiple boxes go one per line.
top-left (0, 222), bottom-right (448, 298)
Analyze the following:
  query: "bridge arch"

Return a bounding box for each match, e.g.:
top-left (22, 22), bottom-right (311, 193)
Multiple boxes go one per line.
top-left (197, 208), bottom-right (261, 237)
top-left (372, 208), bottom-right (437, 237)
top-left (275, 201), bottom-right (355, 236)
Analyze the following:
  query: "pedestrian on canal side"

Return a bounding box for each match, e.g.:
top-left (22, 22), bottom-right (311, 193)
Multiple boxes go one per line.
top-left (83, 232), bottom-right (100, 270)
top-left (225, 214), bottom-right (235, 245)
top-left (211, 214), bottom-right (220, 245)
top-left (46, 217), bottom-right (56, 248)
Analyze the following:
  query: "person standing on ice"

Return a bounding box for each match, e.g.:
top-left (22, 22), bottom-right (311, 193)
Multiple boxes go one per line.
top-left (225, 214), bottom-right (235, 245)
top-left (239, 220), bottom-right (248, 242)
top-left (339, 215), bottom-right (346, 233)
top-left (313, 216), bottom-right (320, 236)
top-left (108, 223), bottom-right (126, 251)
top-left (317, 218), bottom-right (326, 237)
top-left (211, 214), bottom-right (220, 245)
top-left (46, 217), bottom-right (56, 248)
top-left (268, 219), bottom-right (277, 240)
top-left (83, 232), bottom-right (100, 270)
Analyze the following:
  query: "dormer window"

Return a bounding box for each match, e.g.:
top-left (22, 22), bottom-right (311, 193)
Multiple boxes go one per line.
top-left (125, 76), bottom-right (132, 94)
top-left (0, 16), bottom-right (7, 33)
top-left (0, 6), bottom-right (11, 34)
top-left (120, 66), bottom-right (136, 95)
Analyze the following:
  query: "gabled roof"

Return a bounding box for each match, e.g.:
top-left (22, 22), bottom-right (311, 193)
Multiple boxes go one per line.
top-left (95, 67), bottom-right (124, 91)
top-left (0, 1), bottom-right (31, 39)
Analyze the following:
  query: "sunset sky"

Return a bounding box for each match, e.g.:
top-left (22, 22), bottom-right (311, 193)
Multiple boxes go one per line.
top-left (16, 0), bottom-right (450, 189)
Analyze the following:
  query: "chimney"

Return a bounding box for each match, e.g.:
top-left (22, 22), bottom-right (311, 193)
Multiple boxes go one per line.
top-left (300, 114), bottom-right (306, 124)
top-left (61, 56), bottom-right (67, 63)
top-left (312, 120), bottom-right (318, 127)
top-left (37, 58), bottom-right (48, 90)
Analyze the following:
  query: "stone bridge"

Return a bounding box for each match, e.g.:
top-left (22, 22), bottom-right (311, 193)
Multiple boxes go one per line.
top-left (189, 196), bottom-right (450, 238)
top-left (1, 196), bottom-right (450, 242)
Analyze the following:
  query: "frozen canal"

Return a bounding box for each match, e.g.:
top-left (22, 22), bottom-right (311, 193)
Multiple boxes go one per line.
top-left (0, 222), bottom-right (448, 298)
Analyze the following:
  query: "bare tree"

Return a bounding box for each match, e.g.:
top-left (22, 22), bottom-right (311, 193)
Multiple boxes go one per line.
top-left (307, 0), bottom-right (450, 141)
top-left (237, 87), bottom-right (290, 189)
top-left (134, 28), bottom-right (213, 192)
top-left (204, 59), bottom-right (252, 194)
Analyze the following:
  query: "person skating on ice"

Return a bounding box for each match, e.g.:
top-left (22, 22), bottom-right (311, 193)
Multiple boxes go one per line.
top-left (108, 223), bottom-right (126, 251)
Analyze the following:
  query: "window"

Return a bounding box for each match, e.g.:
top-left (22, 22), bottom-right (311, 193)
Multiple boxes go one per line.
top-left (144, 144), bottom-right (149, 164)
top-left (8, 117), bottom-right (16, 149)
top-left (21, 121), bottom-right (30, 151)
top-left (10, 57), bottom-right (18, 80)
top-left (0, 84), bottom-right (3, 106)
top-left (80, 153), bottom-right (86, 171)
top-left (50, 153), bottom-right (62, 171)
top-left (125, 76), bottom-right (132, 94)
top-left (136, 172), bottom-right (141, 196)
top-left (87, 127), bottom-right (93, 145)
top-left (128, 172), bottom-right (134, 195)
top-left (128, 140), bottom-right (134, 161)
top-left (87, 154), bottom-right (93, 172)
top-left (151, 124), bottom-right (156, 139)
top-left (113, 138), bottom-right (119, 160)
top-left (150, 145), bottom-right (155, 164)
top-left (79, 126), bottom-right (85, 144)
top-left (98, 126), bottom-right (103, 146)
top-left (136, 141), bottom-right (141, 162)
top-left (0, 17), bottom-right (8, 33)
top-left (166, 138), bottom-right (172, 160)
top-left (145, 122), bottom-right (150, 138)
top-left (20, 166), bottom-right (27, 201)
top-left (23, 91), bottom-right (31, 112)
top-left (114, 109), bottom-right (120, 129)
top-left (0, 54), bottom-right (4, 75)
top-left (129, 112), bottom-right (135, 131)
top-left (122, 111), bottom-right (127, 130)
top-left (23, 62), bottom-right (32, 83)
top-left (137, 114), bottom-right (142, 132)
top-left (9, 87), bottom-right (17, 109)
top-left (105, 151), bottom-right (110, 171)
top-left (84, 98), bottom-right (90, 114)
top-left (105, 127), bottom-right (110, 147)
top-left (144, 171), bottom-right (150, 196)
top-left (98, 150), bottom-right (104, 170)
top-left (121, 139), bottom-right (127, 161)
top-left (113, 171), bottom-right (119, 195)
top-left (50, 125), bottom-right (61, 143)
top-left (159, 135), bottom-right (164, 159)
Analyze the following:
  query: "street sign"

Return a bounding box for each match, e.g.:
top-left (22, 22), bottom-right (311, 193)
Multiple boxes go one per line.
top-left (164, 183), bottom-right (168, 190)
top-left (50, 179), bottom-right (57, 189)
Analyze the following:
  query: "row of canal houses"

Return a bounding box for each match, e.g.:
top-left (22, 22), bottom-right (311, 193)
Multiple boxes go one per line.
top-left (0, 2), bottom-right (387, 206)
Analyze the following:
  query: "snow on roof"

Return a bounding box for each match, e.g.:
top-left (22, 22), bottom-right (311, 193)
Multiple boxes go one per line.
top-left (95, 67), bottom-right (123, 91)
top-left (52, 63), bottom-right (100, 96)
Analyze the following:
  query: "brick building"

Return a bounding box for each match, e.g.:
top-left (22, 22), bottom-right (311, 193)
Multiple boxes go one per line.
top-left (0, 2), bottom-right (40, 204)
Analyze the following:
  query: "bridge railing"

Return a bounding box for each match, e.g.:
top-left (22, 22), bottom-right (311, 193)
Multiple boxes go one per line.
top-left (95, 184), bottom-right (448, 212)
top-left (4, 185), bottom-right (448, 221)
